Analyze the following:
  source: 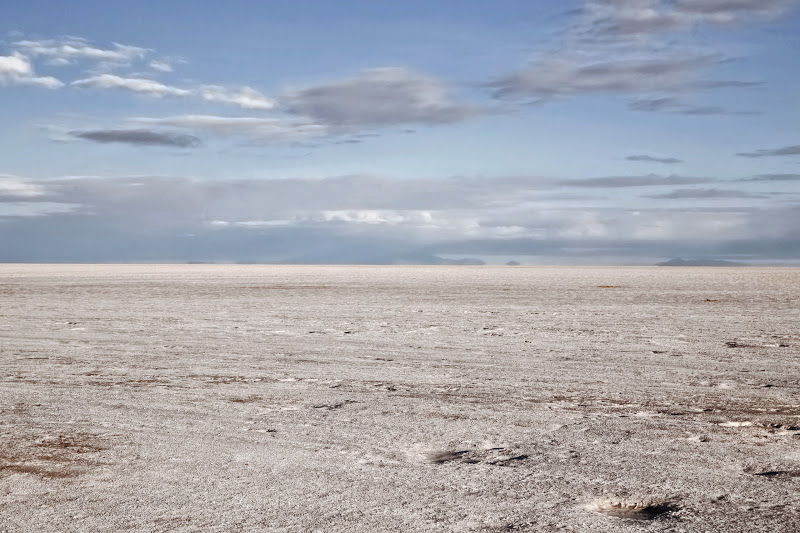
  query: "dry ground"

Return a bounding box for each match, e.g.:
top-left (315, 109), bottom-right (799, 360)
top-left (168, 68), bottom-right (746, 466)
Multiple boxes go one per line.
top-left (1, 265), bottom-right (798, 532)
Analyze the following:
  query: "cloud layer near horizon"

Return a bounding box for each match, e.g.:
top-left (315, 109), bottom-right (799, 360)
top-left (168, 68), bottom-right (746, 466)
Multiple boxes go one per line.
top-left (1, 173), bottom-right (797, 263)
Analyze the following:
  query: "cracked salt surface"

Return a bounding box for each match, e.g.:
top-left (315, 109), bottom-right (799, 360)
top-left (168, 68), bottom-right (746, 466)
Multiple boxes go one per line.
top-left (1, 264), bottom-right (799, 531)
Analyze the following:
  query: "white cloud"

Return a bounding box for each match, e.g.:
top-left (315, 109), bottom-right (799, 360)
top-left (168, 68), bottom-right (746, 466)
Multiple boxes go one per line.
top-left (199, 85), bottom-right (276, 110)
top-left (0, 175), bottom-right (46, 198)
top-left (13, 38), bottom-right (148, 65)
top-left (319, 209), bottom-right (438, 226)
top-left (72, 74), bottom-right (190, 97)
top-left (0, 201), bottom-right (80, 218)
top-left (149, 60), bottom-right (173, 73)
top-left (0, 53), bottom-right (63, 89)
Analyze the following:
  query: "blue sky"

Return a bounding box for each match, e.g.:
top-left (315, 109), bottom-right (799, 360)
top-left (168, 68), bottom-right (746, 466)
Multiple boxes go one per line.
top-left (1, 0), bottom-right (799, 263)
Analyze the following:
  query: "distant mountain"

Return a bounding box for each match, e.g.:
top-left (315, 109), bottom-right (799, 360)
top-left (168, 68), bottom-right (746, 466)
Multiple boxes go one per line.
top-left (656, 258), bottom-right (747, 267)
top-left (505, 260), bottom-right (522, 266)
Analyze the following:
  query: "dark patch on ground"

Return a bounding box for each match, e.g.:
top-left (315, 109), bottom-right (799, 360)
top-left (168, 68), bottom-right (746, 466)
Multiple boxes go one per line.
top-left (0, 432), bottom-right (107, 480)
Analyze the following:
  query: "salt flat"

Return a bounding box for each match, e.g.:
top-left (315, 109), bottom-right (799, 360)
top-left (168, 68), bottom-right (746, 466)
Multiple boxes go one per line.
top-left (1, 265), bottom-right (798, 532)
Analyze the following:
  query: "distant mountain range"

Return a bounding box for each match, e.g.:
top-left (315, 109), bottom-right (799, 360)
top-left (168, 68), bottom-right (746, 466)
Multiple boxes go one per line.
top-left (656, 258), bottom-right (748, 267)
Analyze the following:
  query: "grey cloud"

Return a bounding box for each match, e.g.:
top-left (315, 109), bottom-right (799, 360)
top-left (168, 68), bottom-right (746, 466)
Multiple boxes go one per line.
top-left (629, 96), bottom-right (681, 112)
top-left (629, 96), bottom-right (758, 115)
top-left (745, 174), bottom-right (800, 182)
top-left (493, 0), bottom-right (786, 107)
top-left (561, 175), bottom-right (711, 187)
top-left (677, 105), bottom-right (729, 115)
top-left (674, 0), bottom-right (795, 19)
top-left (70, 129), bottom-right (202, 148)
top-left (626, 155), bottom-right (683, 164)
top-left (692, 80), bottom-right (761, 89)
top-left (584, 0), bottom-right (796, 41)
top-left (737, 145), bottom-right (800, 158)
top-left (134, 115), bottom-right (329, 144)
top-left (284, 67), bottom-right (477, 126)
top-left (645, 188), bottom-right (766, 199)
top-left (493, 55), bottom-right (714, 99)
top-left (132, 68), bottom-right (476, 144)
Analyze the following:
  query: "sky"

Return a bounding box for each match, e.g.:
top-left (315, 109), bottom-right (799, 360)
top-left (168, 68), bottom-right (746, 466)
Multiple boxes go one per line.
top-left (1, 0), bottom-right (799, 264)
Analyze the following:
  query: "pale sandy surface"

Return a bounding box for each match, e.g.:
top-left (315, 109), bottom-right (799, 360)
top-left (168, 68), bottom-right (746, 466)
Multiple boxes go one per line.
top-left (1, 265), bottom-right (799, 532)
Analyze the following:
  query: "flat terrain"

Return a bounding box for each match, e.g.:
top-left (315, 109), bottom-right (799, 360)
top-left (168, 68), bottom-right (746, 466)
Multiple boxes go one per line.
top-left (1, 265), bottom-right (798, 532)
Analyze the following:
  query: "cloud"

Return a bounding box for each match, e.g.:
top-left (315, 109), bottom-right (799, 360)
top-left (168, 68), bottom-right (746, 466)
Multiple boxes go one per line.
top-left (674, 0), bottom-right (796, 22)
top-left (0, 175), bottom-right (46, 198)
top-left (582, 0), bottom-right (797, 40)
top-left (561, 175), bottom-right (711, 187)
top-left (284, 67), bottom-right (477, 127)
top-left (629, 96), bottom-right (758, 115)
top-left (745, 174), bottom-right (800, 182)
top-left (737, 145), bottom-right (800, 158)
top-left (13, 38), bottom-right (148, 65)
top-left (133, 115), bottom-right (328, 143)
top-left (491, 0), bottom-right (786, 106)
top-left (0, 53), bottom-right (63, 88)
top-left (645, 188), bottom-right (766, 199)
top-left (9, 35), bottom-right (283, 111)
top-left (72, 74), bottom-right (190, 97)
top-left (69, 129), bottom-right (202, 148)
top-left (199, 85), bottom-right (275, 110)
top-left (492, 55), bottom-right (714, 99)
top-left (1, 173), bottom-right (796, 262)
top-left (626, 155), bottom-right (683, 164)
top-left (130, 69), bottom-right (477, 144)
top-left (0, 201), bottom-right (80, 218)
top-left (149, 60), bottom-right (173, 73)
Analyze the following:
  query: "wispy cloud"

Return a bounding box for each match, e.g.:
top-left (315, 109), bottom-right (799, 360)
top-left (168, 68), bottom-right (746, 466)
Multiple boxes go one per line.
top-left (133, 115), bottom-right (328, 144)
top-left (71, 74), bottom-right (191, 97)
top-left (582, 0), bottom-right (797, 40)
top-left (5, 35), bottom-right (278, 111)
top-left (561, 175), bottom-right (710, 187)
top-left (148, 60), bottom-right (173, 73)
top-left (13, 38), bottom-right (148, 66)
top-left (629, 96), bottom-right (758, 115)
top-left (626, 154), bottom-right (683, 164)
top-left (645, 188), bottom-right (767, 199)
top-left (744, 174), bottom-right (800, 181)
top-left (491, 0), bottom-right (790, 108)
top-left (737, 144), bottom-right (800, 157)
top-left (70, 129), bottom-right (202, 148)
top-left (492, 55), bottom-right (716, 99)
top-left (199, 85), bottom-right (275, 110)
